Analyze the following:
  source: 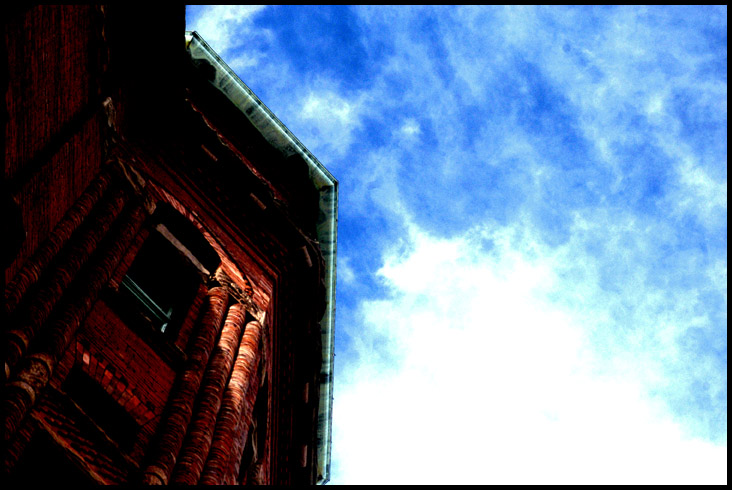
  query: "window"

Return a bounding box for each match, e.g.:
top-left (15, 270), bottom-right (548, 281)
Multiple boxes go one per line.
top-left (120, 231), bottom-right (200, 336)
top-left (116, 203), bottom-right (220, 341)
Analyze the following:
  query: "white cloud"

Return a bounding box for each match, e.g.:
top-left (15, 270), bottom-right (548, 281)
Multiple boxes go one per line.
top-left (296, 89), bottom-right (365, 159)
top-left (187, 5), bottom-right (268, 53)
top-left (397, 118), bottom-right (421, 142)
top-left (332, 216), bottom-right (727, 484)
top-left (673, 157), bottom-right (728, 227)
top-left (186, 5), bottom-right (277, 78)
top-left (302, 91), bottom-right (356, 124)
top-left (337, 255), bottom-right (357, 287)
top-left (347, 146), bottom-right (407, 218)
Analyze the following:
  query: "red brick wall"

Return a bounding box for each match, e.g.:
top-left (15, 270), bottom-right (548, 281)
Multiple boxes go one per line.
top-left (74, 299), bottom-right (177, 462)
top-left (4, 5), bottom-right (325, 484)
top-left (4, 6), bottom-right (106, 285)
top-left (77, 300), bottom-right (176, 419)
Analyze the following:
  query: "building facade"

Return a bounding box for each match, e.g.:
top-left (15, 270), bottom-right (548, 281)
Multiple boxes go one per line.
top-left (3, 6), bottom-right (336, 485)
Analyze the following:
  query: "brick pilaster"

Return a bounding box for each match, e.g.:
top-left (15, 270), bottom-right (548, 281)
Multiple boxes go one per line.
top-left (5, 183), bottom-right (129, 375)
top-left (4, 169), bottom-right (112, 316)
top-left (200, 320), bottom-right (261, 485)
top-left (227, 362), bottom-right (261, 484)
top-left (2, 201), bottom-right (147, 442)
top-left (140, 286), bottom-right (229, 485)
top-left (170, 302), bottom-right (247, 484)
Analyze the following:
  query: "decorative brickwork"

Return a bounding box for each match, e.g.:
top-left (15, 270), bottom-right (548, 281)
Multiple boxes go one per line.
top-left (3, 201), bottom-right (147, 442)
top-left (4, 168), bottom-right (112, 316)
top-left (32, 387), bottom-right (136, 484)
top-left (228, 361), bottom-right (262, 483)
top-left (200, 319), bottom-right (262, 484)
top-left (5, 182), bottom-right (129, 375)
top-left (2, 409), bottom-right (37, 475)
top-left (73, 341), bottom-right (155, 426)
top-left (171, 302), bottom-right (248, 484)
top-left (107, 225), bottom-right (151, 292)
top-left (77, 300), bottom-right (176, 422)
top-left (173, 283), bottom-right (209, 353)
top-left (4, 6), bottom-right (334, 484)
top-left (140, 286), bottom-right (229, 485)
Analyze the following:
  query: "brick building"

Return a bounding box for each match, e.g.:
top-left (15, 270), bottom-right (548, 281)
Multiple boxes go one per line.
top-left (3, 6), bottom-right (336, 485)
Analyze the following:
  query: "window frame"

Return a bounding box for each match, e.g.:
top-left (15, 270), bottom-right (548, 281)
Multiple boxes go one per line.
top-left (105, 203), bottom-right (221, 367)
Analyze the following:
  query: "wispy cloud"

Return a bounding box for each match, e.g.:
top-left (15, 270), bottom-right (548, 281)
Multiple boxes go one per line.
top-left (295, 87), bottom-right (367, 159)
top-left (187, 5), bottom-right (267, 53)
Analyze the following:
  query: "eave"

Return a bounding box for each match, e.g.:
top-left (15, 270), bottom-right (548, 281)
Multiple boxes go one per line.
top-left (184, 31), bottom-right (336, 485)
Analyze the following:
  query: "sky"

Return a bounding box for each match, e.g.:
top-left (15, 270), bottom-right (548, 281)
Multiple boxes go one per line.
top-left (186, 5), bottom-right (727, 485)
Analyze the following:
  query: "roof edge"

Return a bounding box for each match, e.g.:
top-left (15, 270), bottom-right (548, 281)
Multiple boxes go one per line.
top-left (185, 31), bottom-right (336, 484)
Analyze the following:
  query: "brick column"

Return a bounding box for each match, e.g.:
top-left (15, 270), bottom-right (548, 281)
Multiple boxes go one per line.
top-left (200, 320), bottom-right (262, 485)
top-left (3, 202), bottom-right (147, 442)
top-left (174, 283), bottom-right (209, 353)
top-left (2, 415), bottom-right (37, 475)
top-left (4, 169), bottom-right (112, 316)
top-left (107, 225), bottom-right (150, 291)
top-left (170, 303), bottom-right (247, 485)
top-left (5, 184), bottom-right (128, 376)
top-left (141, 286), bottom-right (229, 485)
top-left (227, 363), bottom-right (261, 484)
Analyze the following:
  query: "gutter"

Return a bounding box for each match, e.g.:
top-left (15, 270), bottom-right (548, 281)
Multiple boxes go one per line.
top-left (185, 31), bottom-right (336, 484)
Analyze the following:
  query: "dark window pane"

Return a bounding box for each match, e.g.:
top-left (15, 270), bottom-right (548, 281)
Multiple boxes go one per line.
top-left (122, 231), bottom-right (201, 336)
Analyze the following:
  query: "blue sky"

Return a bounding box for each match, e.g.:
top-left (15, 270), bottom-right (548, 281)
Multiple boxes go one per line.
top-left (186, 6), bottom-right (727, 484)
